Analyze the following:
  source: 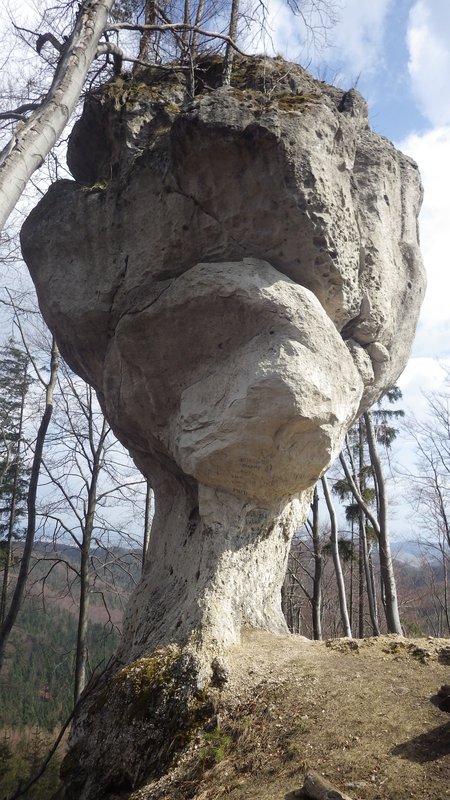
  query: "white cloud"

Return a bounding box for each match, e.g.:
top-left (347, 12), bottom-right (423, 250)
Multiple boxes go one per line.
top-left (243, 0), bottom-right (393, 79)
top-left (398, 356), bottom-right (449, 415)
top-left (398, 125), bottom-right (450, 357)
top-left (243, 0), bottom-right (305, 59)
top-left (407, 0), bottom-right (450, 126)
top-left (327, 0), bottom-right (393, 79)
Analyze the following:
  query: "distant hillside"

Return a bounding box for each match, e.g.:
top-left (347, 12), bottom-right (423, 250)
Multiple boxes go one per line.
top-left (0, 598), bottom-right (117, 731)
top-left (391, 539), bottom-right (430, 563)
top-left (0, 541), bottom-right (141, 731)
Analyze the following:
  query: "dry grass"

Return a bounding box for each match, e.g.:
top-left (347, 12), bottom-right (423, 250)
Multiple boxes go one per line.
top-left (130, 631), bottom-right (450, 800)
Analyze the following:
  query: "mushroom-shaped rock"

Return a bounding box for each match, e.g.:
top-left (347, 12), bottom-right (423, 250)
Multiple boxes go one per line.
top-left (20, 56), bottom-right (425, 798)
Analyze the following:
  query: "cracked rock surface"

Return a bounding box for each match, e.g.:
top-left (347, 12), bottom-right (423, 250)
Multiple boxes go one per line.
top-left (22, 53), bottom-right (425, 652)
top-left (21, 53), bottom-right (424, 653)
top-left (21, 56), bottom-right (425, 798)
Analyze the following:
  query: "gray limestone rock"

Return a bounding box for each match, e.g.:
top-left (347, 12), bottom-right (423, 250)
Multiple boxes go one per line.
top-left (20, 56), bottom-right (425, 797)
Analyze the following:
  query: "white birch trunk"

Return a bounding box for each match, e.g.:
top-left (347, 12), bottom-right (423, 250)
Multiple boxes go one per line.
top-left (364, 410), bottom-right (403, 635)
top-left (0, 0), bottom-right (114, 232)
top-left (321, 475), bottom-right (352, 638)
top-left (222, 0), bottom-right (239, 85)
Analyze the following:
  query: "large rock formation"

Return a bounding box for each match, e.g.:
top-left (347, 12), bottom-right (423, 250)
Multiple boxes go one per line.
top-left (21, 56), bottom-right (425, 797)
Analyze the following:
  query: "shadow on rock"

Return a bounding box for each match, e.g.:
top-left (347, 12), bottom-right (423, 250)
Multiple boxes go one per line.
top-left (392, 721), bottom-right (450, 762)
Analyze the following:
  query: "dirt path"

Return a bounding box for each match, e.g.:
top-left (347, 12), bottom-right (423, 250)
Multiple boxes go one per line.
top-left (132, 631), bottom-right (450, 800)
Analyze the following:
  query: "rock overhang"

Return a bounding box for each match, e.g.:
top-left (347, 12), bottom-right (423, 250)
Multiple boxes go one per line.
top-left (21, 55), bottom-right (425, 503)
top-left (20, 62), bottom-right (428, 794)
top-left (100, 258), bottom-right (363, 504)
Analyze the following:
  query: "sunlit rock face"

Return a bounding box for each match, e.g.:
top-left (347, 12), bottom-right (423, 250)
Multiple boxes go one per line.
top-left (21, 56), bottom-right (425, 800)
top-left (21, 57), bottom-right (425, 659)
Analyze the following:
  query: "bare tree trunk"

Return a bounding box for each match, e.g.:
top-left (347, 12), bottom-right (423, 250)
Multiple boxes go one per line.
top-left (444, 565), bottom-right (450, 636)
top-left (339, 431), bottom-right (380, 637)
top-left (182, 0), bottom-right (191, 54)
top-left (321, 475), bottom-right (352, 637)
top-left (222, 0), bottom-right (239, 85)
top-left (0, 0), bottom-right (114, 232)
top-left (281, 575), bottom-right (293, 631)
top-left (74, 415), bottom-right (108, 703)
top-left (339, 451), bottom-right (388, 636)
top-left (368, 541), bottom-right (378, 620)
top-left (75, 523), bottom-right (92, 704)
top-left (0, 364), bottom-right (27, 624)
top-left (191, 0), bottom-right (205, 59)
top-left (357, 424), bottom-right (366, 638)
top-left (311, 487), bottom-right (322, 640)
top-left (349, 519), bottom-right (354, 634)
top-left (0, 341), bottom-right (59, 670)
top-left (134, 0), bottom-right (156, 71)
top-left (364, 411), bottom-right (402, 634)
top-left (142, 480), bottom-right (152, 572)
top-left (359, 421), bottom-right (371, 630)
top-left (358, 520), bottom-right (364, 637)
top-left (443, 550), bottom-right (450, 634)
top-left (360, 518), bottom-right (379, 635)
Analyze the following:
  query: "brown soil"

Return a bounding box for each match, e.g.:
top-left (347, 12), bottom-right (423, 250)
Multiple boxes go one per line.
top-left (130, 630), bottom-right (450, 800)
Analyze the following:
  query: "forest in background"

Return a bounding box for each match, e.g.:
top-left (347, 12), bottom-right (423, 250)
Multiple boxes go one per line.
top-left (0, 541), bottom-right (139, 799)
top-left (0, 514), bottom-right (448, 798)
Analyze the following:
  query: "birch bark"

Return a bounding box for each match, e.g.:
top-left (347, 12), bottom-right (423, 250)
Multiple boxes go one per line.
top-left (0, 0), bottom-right (114, 232)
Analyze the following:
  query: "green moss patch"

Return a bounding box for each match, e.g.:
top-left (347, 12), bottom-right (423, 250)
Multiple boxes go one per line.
top-left (109, 646), bottom-right (181, 721)
top-left (198, 727), bottom-right (234, 767)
